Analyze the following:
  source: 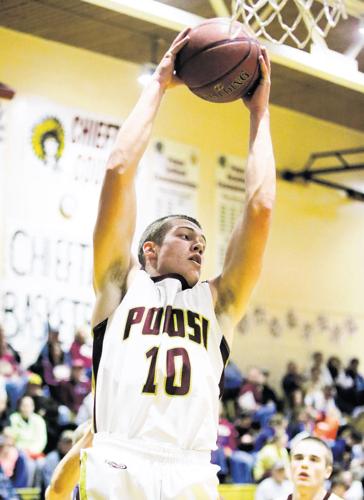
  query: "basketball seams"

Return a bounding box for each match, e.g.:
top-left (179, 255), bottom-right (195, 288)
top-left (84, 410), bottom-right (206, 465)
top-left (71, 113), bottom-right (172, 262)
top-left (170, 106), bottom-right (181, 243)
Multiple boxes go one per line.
top-left (177, 37), bottom-right (257, 73)
top-left (187, 40), bottom-right (255, 90)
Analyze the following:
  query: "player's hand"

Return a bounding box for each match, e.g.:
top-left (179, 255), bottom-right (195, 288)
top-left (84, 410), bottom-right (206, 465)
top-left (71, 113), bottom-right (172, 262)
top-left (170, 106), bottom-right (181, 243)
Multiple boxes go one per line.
top-left (242, 47), bottom-right (271, 116)
top-left (153, 27), bottom-right (190, 90)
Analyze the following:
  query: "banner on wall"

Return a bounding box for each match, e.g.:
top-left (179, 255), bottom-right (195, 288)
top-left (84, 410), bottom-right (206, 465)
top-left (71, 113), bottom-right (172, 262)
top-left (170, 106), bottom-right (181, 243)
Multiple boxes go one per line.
top-left (216, 154), bottom-right (246, 271)
top-left (0, 96), bottom-right (121, 360)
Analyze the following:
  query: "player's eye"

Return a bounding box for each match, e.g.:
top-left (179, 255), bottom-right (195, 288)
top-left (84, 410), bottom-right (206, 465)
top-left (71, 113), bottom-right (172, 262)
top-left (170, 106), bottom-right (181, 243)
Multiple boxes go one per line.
top-left (180, 234), bottom-right (189, 240)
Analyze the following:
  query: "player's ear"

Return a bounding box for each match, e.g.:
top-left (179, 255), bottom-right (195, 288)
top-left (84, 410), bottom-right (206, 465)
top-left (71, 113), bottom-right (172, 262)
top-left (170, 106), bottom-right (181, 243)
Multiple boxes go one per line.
top-left (143, 241), bottom-right (157, 261)
top-left (324, 464), bottom-right (333, 479)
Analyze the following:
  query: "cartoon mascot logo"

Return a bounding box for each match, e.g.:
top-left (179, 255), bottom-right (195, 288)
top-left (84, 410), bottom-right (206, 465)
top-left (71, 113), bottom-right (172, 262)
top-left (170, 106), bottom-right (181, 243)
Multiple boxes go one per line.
top-left (31, 117), bottom-right (65, 169)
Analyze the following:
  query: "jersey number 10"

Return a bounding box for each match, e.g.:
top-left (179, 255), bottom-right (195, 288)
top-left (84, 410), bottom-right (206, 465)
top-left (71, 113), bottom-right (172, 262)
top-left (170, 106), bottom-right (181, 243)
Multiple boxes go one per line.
top-left (142, 347), bottom-right (191, 396)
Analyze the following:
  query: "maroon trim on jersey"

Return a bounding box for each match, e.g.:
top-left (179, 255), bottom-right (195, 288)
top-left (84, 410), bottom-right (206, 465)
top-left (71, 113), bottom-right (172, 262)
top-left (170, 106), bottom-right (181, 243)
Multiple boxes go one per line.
top-left (92, 318), bottom-right (108, 432)
top-left (218, 336), bottom-right (230, 398)
top-left (150, 273), bottom-right (191, 290)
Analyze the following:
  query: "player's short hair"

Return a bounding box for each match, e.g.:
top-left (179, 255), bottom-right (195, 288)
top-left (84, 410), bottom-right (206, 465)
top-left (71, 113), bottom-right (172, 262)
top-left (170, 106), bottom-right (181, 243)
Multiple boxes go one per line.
top-left (137, 215), bottom-right (202, 267)
top-left (292, 436), bottom-right (333, 466)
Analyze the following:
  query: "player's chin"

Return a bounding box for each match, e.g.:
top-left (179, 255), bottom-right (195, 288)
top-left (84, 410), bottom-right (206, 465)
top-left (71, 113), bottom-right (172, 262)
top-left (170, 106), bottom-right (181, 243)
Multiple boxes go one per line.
top-left (183, 269), bottom-right (200, 287)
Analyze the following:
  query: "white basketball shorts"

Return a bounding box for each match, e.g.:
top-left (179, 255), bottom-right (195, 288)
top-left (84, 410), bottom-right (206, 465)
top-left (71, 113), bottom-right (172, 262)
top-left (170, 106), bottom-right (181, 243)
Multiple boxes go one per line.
top-left (79, 433), bottom-right (219, 499)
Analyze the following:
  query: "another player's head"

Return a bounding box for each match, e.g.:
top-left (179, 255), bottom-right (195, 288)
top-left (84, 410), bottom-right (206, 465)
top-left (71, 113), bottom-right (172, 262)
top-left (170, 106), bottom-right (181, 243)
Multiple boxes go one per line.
top-left (290, 437), bottom-right (333, 497)
top-left (138, 215), bottom-right (205, 287)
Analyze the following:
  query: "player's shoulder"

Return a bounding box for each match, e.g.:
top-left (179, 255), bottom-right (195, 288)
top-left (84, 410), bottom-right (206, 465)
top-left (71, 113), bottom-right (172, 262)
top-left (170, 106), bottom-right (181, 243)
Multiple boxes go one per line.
top-left (329, 494), bottom-right (344, 500)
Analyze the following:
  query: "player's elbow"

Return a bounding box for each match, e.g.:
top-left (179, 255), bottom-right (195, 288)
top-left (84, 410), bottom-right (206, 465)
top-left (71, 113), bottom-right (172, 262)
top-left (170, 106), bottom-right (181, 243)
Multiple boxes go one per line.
top-left (106, 148), bottom-right (129, 174)
top-left (247, 193), bottom-right (275, 220)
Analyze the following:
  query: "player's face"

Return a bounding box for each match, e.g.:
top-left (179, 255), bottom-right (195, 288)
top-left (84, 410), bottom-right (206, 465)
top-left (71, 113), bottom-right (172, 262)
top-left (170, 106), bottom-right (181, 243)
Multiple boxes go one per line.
top-left (155, 219), bottom-right (206, 286)
top-left (291, 440), bottom-right (332, 492)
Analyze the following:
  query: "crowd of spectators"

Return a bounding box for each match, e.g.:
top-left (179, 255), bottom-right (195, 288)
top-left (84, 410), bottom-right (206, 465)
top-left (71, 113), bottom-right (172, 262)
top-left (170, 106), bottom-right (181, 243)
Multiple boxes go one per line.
top-left (0, 320), bottom-right (363, 500)
top-left (213, 353), bottom-right (364, 499)
top-left (0, 324), bottom-right (92, 498)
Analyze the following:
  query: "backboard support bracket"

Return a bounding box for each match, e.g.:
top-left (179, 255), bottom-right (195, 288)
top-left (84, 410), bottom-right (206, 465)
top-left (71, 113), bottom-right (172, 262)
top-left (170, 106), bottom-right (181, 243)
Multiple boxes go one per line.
top-left (280, 147), bottom-right (364, 201)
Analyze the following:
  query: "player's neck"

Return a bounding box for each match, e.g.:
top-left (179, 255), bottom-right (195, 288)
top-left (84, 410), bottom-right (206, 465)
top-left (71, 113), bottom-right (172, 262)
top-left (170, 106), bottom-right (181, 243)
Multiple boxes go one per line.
top-left (293, 486), bottom-right (328, 500)
top-left (144, 262), bottom-right (160, 278)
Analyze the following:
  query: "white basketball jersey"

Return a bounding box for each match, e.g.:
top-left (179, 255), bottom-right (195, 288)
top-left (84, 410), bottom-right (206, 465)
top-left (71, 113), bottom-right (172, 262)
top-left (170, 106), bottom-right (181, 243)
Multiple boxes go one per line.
top-left (92, 270), bottom-right (229, 451)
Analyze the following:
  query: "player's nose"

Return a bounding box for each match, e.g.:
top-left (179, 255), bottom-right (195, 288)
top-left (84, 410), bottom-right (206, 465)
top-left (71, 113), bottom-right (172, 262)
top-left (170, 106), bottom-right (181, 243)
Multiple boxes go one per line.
top-left (192, 241), bottom-right (204, 254)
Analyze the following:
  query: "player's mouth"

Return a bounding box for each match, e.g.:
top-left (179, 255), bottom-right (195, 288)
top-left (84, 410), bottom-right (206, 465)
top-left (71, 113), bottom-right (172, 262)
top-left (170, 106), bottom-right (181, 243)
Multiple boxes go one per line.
top-left (189, 254), bottom-right (201, 266)
top-left (297, 472), bottom-right (310, 479)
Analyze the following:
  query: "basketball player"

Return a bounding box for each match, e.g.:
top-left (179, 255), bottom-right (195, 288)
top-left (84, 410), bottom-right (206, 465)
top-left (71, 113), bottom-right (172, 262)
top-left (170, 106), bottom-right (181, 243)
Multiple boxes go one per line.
top-left (81, 26), bottom-right (275, 499)
top-left (287, 437), bottom-right (342, 500)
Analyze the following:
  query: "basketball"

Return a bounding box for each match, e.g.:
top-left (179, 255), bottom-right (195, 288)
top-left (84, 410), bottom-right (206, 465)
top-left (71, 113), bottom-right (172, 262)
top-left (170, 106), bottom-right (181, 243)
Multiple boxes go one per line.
top-left (175, 18), bottom-right (262, 103)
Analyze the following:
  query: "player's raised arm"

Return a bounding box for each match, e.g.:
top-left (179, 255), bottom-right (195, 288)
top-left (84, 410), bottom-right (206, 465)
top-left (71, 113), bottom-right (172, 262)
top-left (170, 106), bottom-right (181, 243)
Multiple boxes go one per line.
top-left (210, 48), bottom-right (275, 340)
top-left (92, 29), bottom-right (190, 323)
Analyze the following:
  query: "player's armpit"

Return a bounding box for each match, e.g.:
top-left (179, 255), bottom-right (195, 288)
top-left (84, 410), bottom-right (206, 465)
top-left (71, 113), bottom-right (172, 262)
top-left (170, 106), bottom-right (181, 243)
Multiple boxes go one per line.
top-left (210, 198), bottom-right (273, 326)
top-left (92, 260), bottom-right (139, 328)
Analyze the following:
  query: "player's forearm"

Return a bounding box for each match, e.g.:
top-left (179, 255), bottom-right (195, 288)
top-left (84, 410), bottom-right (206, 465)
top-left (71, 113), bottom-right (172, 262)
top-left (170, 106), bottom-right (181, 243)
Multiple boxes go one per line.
top-left (47, 429), bottom-right (93, 499)
top-left (245, 110), bottom-right (276, 209)
top-left (46, 452), bottom-right (80, 499)
top-left (106, 79), bottom-right (166, 176)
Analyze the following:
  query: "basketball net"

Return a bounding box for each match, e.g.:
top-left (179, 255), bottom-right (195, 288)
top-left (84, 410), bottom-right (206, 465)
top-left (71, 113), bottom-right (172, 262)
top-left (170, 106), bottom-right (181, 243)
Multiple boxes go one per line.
top-left (230, 0), bottom-right (347, 49)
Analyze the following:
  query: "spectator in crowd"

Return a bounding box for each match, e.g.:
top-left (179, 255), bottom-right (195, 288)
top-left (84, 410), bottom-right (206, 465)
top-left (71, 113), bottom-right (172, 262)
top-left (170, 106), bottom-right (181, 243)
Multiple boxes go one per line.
top-left (329, 473), bottom-right (348, 497)
top-left (344, 462), bottom-right (364, 500)
top-left (9, 396), bottom-right (47, 459)
top-left (305, 384), bottom-right (341, 421)
top-left (287, 408), bottom-right (315, 441)
top-left (304, 366), bottom-right (324, 397)
top-left (42, 342), bottom-right (70, 395)
top-left (282, 362), bottom-right (305, 405)
top-left (312, 387), bottom-right (341, 442)
top-left (345, 358), bottom-right (364, 393)
top-left (24, 373), bottom-right (61, 453)
top-left (253, 430), bottom-right (290, 482)
top-left (222, 360), bottom-right (244, 419)
top-left (262, 370), bottom-right (282, 412)
top-left (41, 430), bottom-right (74, 492)
top-left (30, 328), bottom-right (60, 377)
top-left (234, 411), bottom-right (255, 442)
top-left (308, 352), bottom-right (326, 384)
top-left (212, 410), bottom-right (239, 483)
top-left (239, 367), bottom-right (276, 427)
top-left (0, 429), bottom-right (29, 488)
top-left (289, 436), bottom-right (341, 500)
top-left (69, 328), bottom-right (92, 378)
top-left (54, 359), bottom-right (91, 415)
top-left (254, 414), bottom-right (288, 452)
top-left (0, 325), bottom-right (27, 411)
top-left (0, 465), bottom-right (19, 499)
top-left (255, 460), bottom-right (292, 500)
top-left (0, 392), bottom-right (10, 433)
top-left (326, 357), bottom-right (353, 390)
